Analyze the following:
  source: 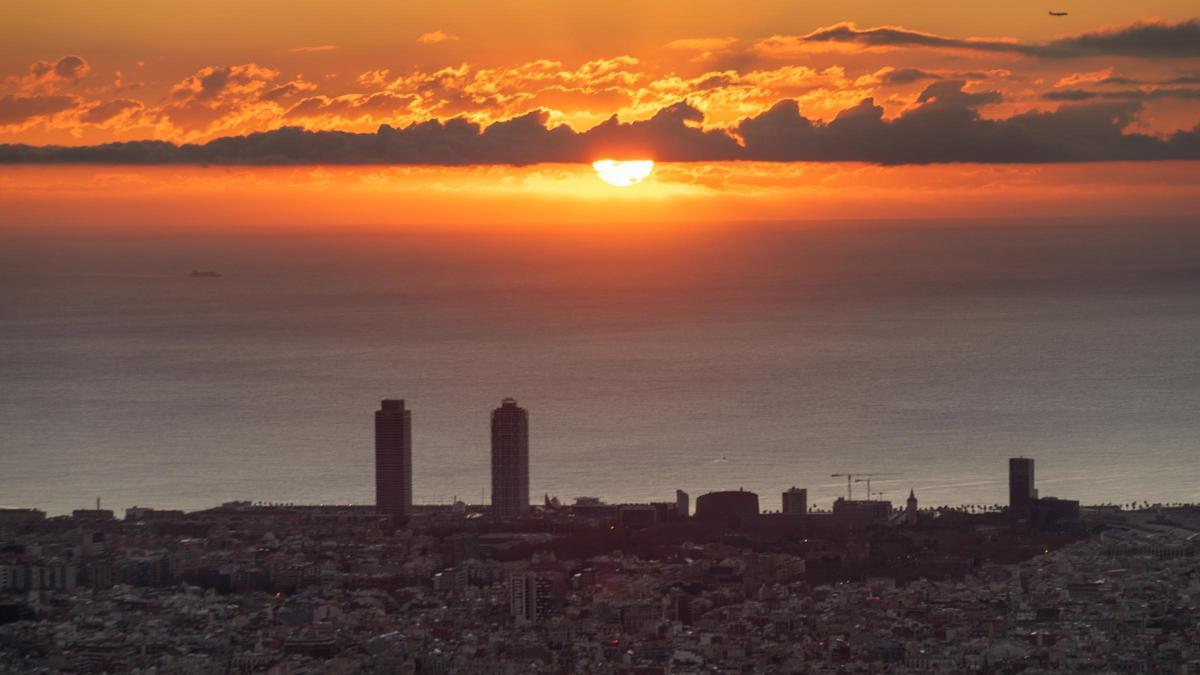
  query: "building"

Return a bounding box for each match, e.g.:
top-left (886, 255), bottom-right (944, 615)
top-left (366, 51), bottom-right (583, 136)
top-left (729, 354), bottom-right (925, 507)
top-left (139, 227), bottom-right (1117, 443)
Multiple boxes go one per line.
top-left (694, 489), bottom-right (759, 525)
top-left (831, 499), bottom-right (893, 525)
top-left (491, 398), bottom-right (529, 520)
top-left (1035, 496), bottom-right (1081, 529)
top-left (375, 399), bottom-right (412, 518)
top-left (619, 505), bottom-right (658, 527)
top-left (510, 571), bottom-right (554, 624)
top-left (676, 489), bottom-right (690, 518)
top-left (71, 508), bottom-right (114, 522)
top-left (0, 509), bottom-right (45, 528)
top-left (905, 489), bottom-right (919, 525)
top-left (782, 487), bottom-right (807, 515)
top-left (432, 567), bottom-right (468, 595)
top-left (1009, 457), bottom-right (1036, 521)
top-left (125, 507), bottom-right (185, 521)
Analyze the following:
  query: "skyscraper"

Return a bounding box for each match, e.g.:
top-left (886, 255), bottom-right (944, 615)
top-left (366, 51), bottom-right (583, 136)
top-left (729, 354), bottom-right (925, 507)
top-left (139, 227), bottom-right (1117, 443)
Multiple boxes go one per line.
top-left (782, 487), bottom-right (807, 515)
top-left (1009, 457), bottom-right (1036, 521)
top-left (491, 398), bottom-right (529, 520)
top-left (375, 399), bottom-right (412, 518)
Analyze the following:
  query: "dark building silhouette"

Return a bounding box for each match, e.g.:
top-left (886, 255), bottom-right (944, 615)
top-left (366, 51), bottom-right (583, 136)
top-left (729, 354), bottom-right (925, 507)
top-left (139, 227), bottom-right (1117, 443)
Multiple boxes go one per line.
top-left (491, 398), bottom-right (529, 520)
top-left (619, 505), bottom-right (659, 527)
top-left (905, 488), bottom-right (919, 524)
top-left (694, 490), bottom-right (759, 525)
top-left (676, 489), bottom-right (690, 518)
top-left (831, 498), bottom-right (893, 525)
top-left (375, 399), bottom-right (412, 518)
top-left (782, 487), bottom-right (807, 515)
top-left (1034, 496), bottom-right (1081, 529)
top-left (1009, 457), bottom-right (1036, 521)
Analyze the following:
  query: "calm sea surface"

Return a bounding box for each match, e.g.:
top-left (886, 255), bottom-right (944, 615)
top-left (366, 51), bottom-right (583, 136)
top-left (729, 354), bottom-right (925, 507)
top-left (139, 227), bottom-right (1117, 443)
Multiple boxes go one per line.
top-left (2, 220), bottom-right (1198, 515)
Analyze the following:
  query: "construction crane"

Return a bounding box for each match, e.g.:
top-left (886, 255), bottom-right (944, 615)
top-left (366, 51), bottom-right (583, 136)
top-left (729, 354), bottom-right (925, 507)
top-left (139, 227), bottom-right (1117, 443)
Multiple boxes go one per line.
top-left (831, 473), bottom-right (901, 501)
top-left (855, 476), bottom-right (901, 500)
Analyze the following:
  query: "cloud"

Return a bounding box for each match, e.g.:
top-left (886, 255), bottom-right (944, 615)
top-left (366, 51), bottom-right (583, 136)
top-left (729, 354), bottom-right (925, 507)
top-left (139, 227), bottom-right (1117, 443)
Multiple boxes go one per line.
top-left (664, 37), bottom-right (739, 52)
top-left (857, 67), bottom-right (1004, 87)
top-left (289, 45), bottom-right (338, 53)
top-left (284, 91), bottom-right (417, 124)
top-left (1055, 68), bottom-right (1114, 88)
top-left (417, 30), bottom-right (459, 44)
top-left (169, 64), bottom-right (279, 103)
top-left (51, 56), bottom-right (89, 80)
top-left (754, 23), bottom-right (1029, 58)
top-left (0, 94), bottom-right (77, 125)
top-left (868, 67), bottom-right (943, 86)
top-left (664, 37), bottom-right (740, 61)
top-left (581, 101), bottom-right (743, 161)
top-left (1046, 20), bottom-right (1200, 59)
top-left (3, 82), bottom-right (1197, 165)
top-left (735, 82), bottom-right (1190, 163)
top-left (157, 63), bottom-right (284, 137)
top-left (752, 19), bottom-right (1200, 59)
top-left (262, 80), bottom-right (318, 101)
top-left (1089, 73), bottom-right (1200, 87)
top-left (1044, 88), bottom-right (1200, 101)
top-left (81, 99), bottom-right (142, 124)
top-left (5, 56), bottom-right (91, 93)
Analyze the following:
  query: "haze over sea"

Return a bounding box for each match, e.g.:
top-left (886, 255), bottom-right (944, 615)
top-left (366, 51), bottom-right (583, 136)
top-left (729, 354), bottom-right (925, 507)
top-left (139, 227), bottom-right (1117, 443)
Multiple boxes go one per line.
top-left (2, 219), bottom-right (1199, 516)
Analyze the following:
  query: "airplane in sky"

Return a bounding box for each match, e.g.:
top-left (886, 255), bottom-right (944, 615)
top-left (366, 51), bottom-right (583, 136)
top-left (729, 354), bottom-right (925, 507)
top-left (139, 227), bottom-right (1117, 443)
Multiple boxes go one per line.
top-left (1049, 10), bottom-right (1068, 16)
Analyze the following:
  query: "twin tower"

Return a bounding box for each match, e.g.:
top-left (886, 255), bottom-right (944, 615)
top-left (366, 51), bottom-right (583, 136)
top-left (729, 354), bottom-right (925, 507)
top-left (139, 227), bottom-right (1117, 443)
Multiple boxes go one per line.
top-left (375, 398), bottom-right (529, 520)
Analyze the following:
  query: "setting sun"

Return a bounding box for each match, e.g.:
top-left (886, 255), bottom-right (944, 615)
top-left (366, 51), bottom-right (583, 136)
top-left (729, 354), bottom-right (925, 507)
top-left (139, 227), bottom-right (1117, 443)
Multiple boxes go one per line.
top-left (592, 160), bottom-right (655, 187)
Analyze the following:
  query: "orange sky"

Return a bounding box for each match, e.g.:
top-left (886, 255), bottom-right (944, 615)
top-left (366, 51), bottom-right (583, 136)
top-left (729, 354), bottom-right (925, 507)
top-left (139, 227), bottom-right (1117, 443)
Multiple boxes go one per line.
top-left (3, 162), bottom-right (1197, 229)
top-left (2, 1), bottom-right (1199, 225)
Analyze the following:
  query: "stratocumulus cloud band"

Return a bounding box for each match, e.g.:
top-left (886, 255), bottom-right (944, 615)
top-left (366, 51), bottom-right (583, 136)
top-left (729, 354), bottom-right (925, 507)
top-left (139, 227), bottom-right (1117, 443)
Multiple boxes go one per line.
top-left (2, 81), bottom-right (1198, 166)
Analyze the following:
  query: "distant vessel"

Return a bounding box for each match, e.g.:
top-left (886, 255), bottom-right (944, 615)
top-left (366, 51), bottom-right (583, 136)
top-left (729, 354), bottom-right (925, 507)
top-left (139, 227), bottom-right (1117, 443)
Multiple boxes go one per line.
top-left (188, 270), bottom-right (222, 278)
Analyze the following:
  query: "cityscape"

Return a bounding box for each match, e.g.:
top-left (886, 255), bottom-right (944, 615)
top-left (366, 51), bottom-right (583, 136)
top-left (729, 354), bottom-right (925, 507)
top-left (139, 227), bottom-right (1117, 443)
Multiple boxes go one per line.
top-left (2, 398), bottom-right (1197, 672)
top-left (3, 0), bottom-right (1200, 673)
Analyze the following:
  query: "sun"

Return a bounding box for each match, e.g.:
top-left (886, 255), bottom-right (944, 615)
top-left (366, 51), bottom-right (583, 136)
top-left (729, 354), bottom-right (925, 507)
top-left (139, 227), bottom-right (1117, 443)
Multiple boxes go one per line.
top-left (592, 159), bottom-right (654, 187)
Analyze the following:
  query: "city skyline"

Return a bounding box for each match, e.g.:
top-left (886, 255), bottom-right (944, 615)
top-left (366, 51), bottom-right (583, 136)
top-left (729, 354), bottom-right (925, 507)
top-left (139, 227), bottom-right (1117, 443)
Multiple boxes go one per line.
top-left (364, 395), bottom-right (1091, 519)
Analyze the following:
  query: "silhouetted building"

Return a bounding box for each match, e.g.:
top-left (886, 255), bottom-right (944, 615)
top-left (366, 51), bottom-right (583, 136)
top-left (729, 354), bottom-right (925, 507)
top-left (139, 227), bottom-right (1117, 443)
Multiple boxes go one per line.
top-left (124, 507), bottom-right (185, 522)
top-left (375, 399), bottom-right (412, 518)
top-left (619, 505), bottom-right (658, 527)
top-left (832, 499), bottom-right (892, 525)
top-left (71, 508), bottom-right (114, 523)
top-left (694, 489), bottom-right (759, 525)
top-left (1009, 457), bottom-right (1037, 521)
top-left (491, 398), bottom-right (529, 520)
top-left (1035, 496), bottom-right (1081, 529)
top-left (676, 489), bottom-right (690, 518)
top-left (569, 497), bottom-right (617, 522)
top-left (0, 509), bottom-right (45, 528)
top-left (650, 501), bottom-right (685, 523)
top-left (905, 489), bottom-right (919, 525)
top-left (782, 487), bottom-right (807, 515)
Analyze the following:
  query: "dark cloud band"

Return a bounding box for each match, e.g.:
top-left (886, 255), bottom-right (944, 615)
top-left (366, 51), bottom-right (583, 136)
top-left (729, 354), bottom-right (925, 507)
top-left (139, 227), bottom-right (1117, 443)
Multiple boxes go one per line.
top-left (777, 19), bottom-right (1200, 59)
top-left (2, 82), bottom-right (1198, 165)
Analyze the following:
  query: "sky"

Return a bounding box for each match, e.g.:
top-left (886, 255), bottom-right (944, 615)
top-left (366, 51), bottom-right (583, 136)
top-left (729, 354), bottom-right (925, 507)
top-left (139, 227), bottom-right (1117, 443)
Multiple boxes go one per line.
top-left (1, 0), bottom-right (1199, 226)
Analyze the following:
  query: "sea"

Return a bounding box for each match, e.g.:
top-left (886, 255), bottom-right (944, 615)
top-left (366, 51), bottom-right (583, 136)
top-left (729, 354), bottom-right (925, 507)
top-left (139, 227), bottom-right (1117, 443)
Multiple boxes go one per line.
top-left (2, 218), bottom-right (1199, 515)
